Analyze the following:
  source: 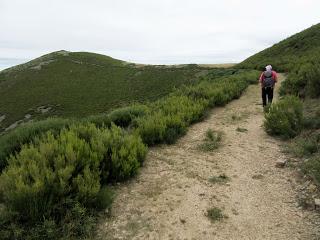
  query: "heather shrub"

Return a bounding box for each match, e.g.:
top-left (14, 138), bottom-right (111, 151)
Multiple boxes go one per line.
top-left (106, 124), bottom-right (147, 181)
top-left (264, 96), bottom-right (303, 138)
top-left (0, 118), bottom-right (73, 172)
top-left (0, 127), bottom-right (102, 223)
top-left (0, 123), bottom-right (147, 239)
top-left (108, 104), bottom-right (148, 127)
top-left (303, 156), bottom-right (320, 184)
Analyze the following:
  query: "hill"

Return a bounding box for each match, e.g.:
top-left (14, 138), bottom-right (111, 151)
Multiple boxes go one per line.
top-left (237, 23), bottom-right (320, 72)
top-left (0, 51), bottom-right (209, 131)
top-left (237, 23), bottom-right (320, 97)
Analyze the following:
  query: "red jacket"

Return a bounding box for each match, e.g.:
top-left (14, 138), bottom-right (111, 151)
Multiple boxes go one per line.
top-left (259, 70), bottom-right (278, 87)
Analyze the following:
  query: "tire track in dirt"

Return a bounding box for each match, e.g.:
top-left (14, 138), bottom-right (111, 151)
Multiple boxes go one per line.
top-left (98, 74), bottom-right (320, 240)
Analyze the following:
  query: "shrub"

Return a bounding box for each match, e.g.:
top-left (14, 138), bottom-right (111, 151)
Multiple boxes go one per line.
top-left (0, 118), bottom-right (73, 172)
top-left (108, 104), bottom-right (148, 128)
top-left (82, 113), bottom-right (111, 128)
top-left (198, 129), bottom-right (223, 151)
top-left (135, 112), bottom-right (167, 145)
top-left (264, 96), bottom-right (303, 138)
top-left (0, 123), bottom-right (147, 239)
top-left (288, 131), bottom-right (320, 157)
top-left (106, 124), bottom-right (147, 181)
top-left (0, 127), bottom-right (102, 223)
top-left (302, 157), bottom-right (320, 184)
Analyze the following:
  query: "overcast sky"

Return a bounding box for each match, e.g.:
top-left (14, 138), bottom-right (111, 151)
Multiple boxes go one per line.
top-left (1, 0), bottom-right (320, 70)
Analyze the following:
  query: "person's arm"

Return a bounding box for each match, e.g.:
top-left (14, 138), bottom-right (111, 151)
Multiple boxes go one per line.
top-left (273, 71), bottom-right (278, 82)
top-left (259, 72), bottom-right (264, 87)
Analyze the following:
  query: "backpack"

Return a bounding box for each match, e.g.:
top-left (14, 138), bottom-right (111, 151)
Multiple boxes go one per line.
top-left (263, 70), bottom-right (274, 88)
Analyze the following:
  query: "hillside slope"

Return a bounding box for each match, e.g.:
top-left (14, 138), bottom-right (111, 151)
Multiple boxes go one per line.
top-left (0, 51), bottom-right (206, 130)
top-left (237, 23), bottom-right (320, 71)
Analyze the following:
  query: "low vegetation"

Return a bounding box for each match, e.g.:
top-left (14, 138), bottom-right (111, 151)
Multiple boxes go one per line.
top-left (284, 100), bottom-right (320, 185)
top-left (0, 123), bottom-right (147, 239)
top-left (264, 96), bottom-right (303, 139)
top-left (0, 50), bottom-right (248, 131)
top-left (198, 129), bottom-right (223, 151)
top-left (207, 207), bottom-right (226, 222)
top-left (208, 174), bottom-right (230, 184)
top-left (0, 68), bottom-right (259, 239)
top-left (237, 23), bottom-right (320, 72)
top-left (236, 127), bottom-right (248, 133)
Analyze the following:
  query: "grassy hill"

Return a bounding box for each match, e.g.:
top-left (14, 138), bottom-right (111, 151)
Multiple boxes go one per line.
top-left (0, 51), bottom-right (210, 131)
top-left (237, 23), bottom-right (320, 72)
top-left (237, 23), bottom-right (320, 97)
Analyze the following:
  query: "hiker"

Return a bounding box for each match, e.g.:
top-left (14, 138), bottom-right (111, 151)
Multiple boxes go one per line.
top-left (259, 65), bottom-right (278, 107)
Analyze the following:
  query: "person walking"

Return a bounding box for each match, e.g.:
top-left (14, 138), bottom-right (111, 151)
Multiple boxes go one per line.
top-left (259, 65), bottom-right (278, 107)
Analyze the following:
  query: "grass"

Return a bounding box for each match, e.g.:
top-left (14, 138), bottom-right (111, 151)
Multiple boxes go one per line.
top-left (236, 127), bottom-right (248, 132)
top-left (208, 174), bottom-right (230, 184)
top-left (237, 23), bottom-right (320, 72)
top-left (0, 51), bottom-right (212, 131)
top-left (206, 207), bottom-right (226, 222)
top-left (198, 129), bottom-right (223, 151)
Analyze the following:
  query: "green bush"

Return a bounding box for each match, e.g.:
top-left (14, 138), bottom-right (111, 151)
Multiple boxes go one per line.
top-left (1, 127), bottom-right (102, 223)
top-left (106, 124), bottom-right (147, 181)
top-left (0, 123), bottom-right (147, 239)
top-left (303, 157), bottom-right (320, 184)
top-left (0, 118), bottom-right (73, 172)
top-left (264, 96), bottom-right (303, 138)
top-left (279, 59), bottom-right (320, 98)
top-left (82, 113), bottom-right (111, 128)
top-left (108, 104), bottom-right (148, 127)
top-left (198, 129), bottom-right (223, 151)
top-left (288, 131), bottom-right (320, 157)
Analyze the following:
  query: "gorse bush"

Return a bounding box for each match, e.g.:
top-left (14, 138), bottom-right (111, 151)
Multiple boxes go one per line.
top-left (264, 96), bottom-right (303, 138)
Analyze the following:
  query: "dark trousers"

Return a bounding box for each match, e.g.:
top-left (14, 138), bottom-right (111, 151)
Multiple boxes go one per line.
top-left (262, 87), bottom-right (274, 107)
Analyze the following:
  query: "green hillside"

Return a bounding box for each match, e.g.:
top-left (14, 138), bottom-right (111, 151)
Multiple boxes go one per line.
top-left (237, 23), bottom-right (320, 72)
top-left (237, 23), bottom-right (320, 98)
top-left (0, 51), bottom-right (208, 131)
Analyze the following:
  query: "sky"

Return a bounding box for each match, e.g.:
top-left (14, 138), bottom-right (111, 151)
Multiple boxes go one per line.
top-left (1, 0), bottom-right (320, 70)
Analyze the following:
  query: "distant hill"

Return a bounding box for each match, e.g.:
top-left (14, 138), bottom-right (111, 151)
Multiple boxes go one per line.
top-left (237, 23), bottom-right (320, 71)
top-left (0, 51), bottom-right (207, 130)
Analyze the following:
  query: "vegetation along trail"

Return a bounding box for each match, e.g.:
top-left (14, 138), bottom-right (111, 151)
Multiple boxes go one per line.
top-left (98, 74), bottom-right (320, 239)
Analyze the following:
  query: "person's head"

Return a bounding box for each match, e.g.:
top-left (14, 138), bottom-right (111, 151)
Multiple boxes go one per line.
top-left (265, 65), bottom-right (272, 71)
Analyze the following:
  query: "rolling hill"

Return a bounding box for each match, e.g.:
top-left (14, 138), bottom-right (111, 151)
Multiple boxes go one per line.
top-left (0, 51), bottom-right (209, 131)
top-left (237, 23), bottom-right (320, 72)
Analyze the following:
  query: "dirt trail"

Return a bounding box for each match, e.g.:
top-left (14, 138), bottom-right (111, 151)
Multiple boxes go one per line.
top-left (98, 74), bottom-right (320, 240)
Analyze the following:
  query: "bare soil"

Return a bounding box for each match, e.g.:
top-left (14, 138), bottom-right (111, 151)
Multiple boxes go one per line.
top-left (98, 74), bottom-right (320, 240)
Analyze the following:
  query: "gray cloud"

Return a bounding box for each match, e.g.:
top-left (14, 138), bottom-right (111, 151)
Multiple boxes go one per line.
top-left (1, 0), bottom-right (320, 69)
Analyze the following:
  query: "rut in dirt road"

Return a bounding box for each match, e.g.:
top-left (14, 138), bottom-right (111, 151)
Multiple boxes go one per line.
top-left (98, 74), bottom-right (320, 240)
